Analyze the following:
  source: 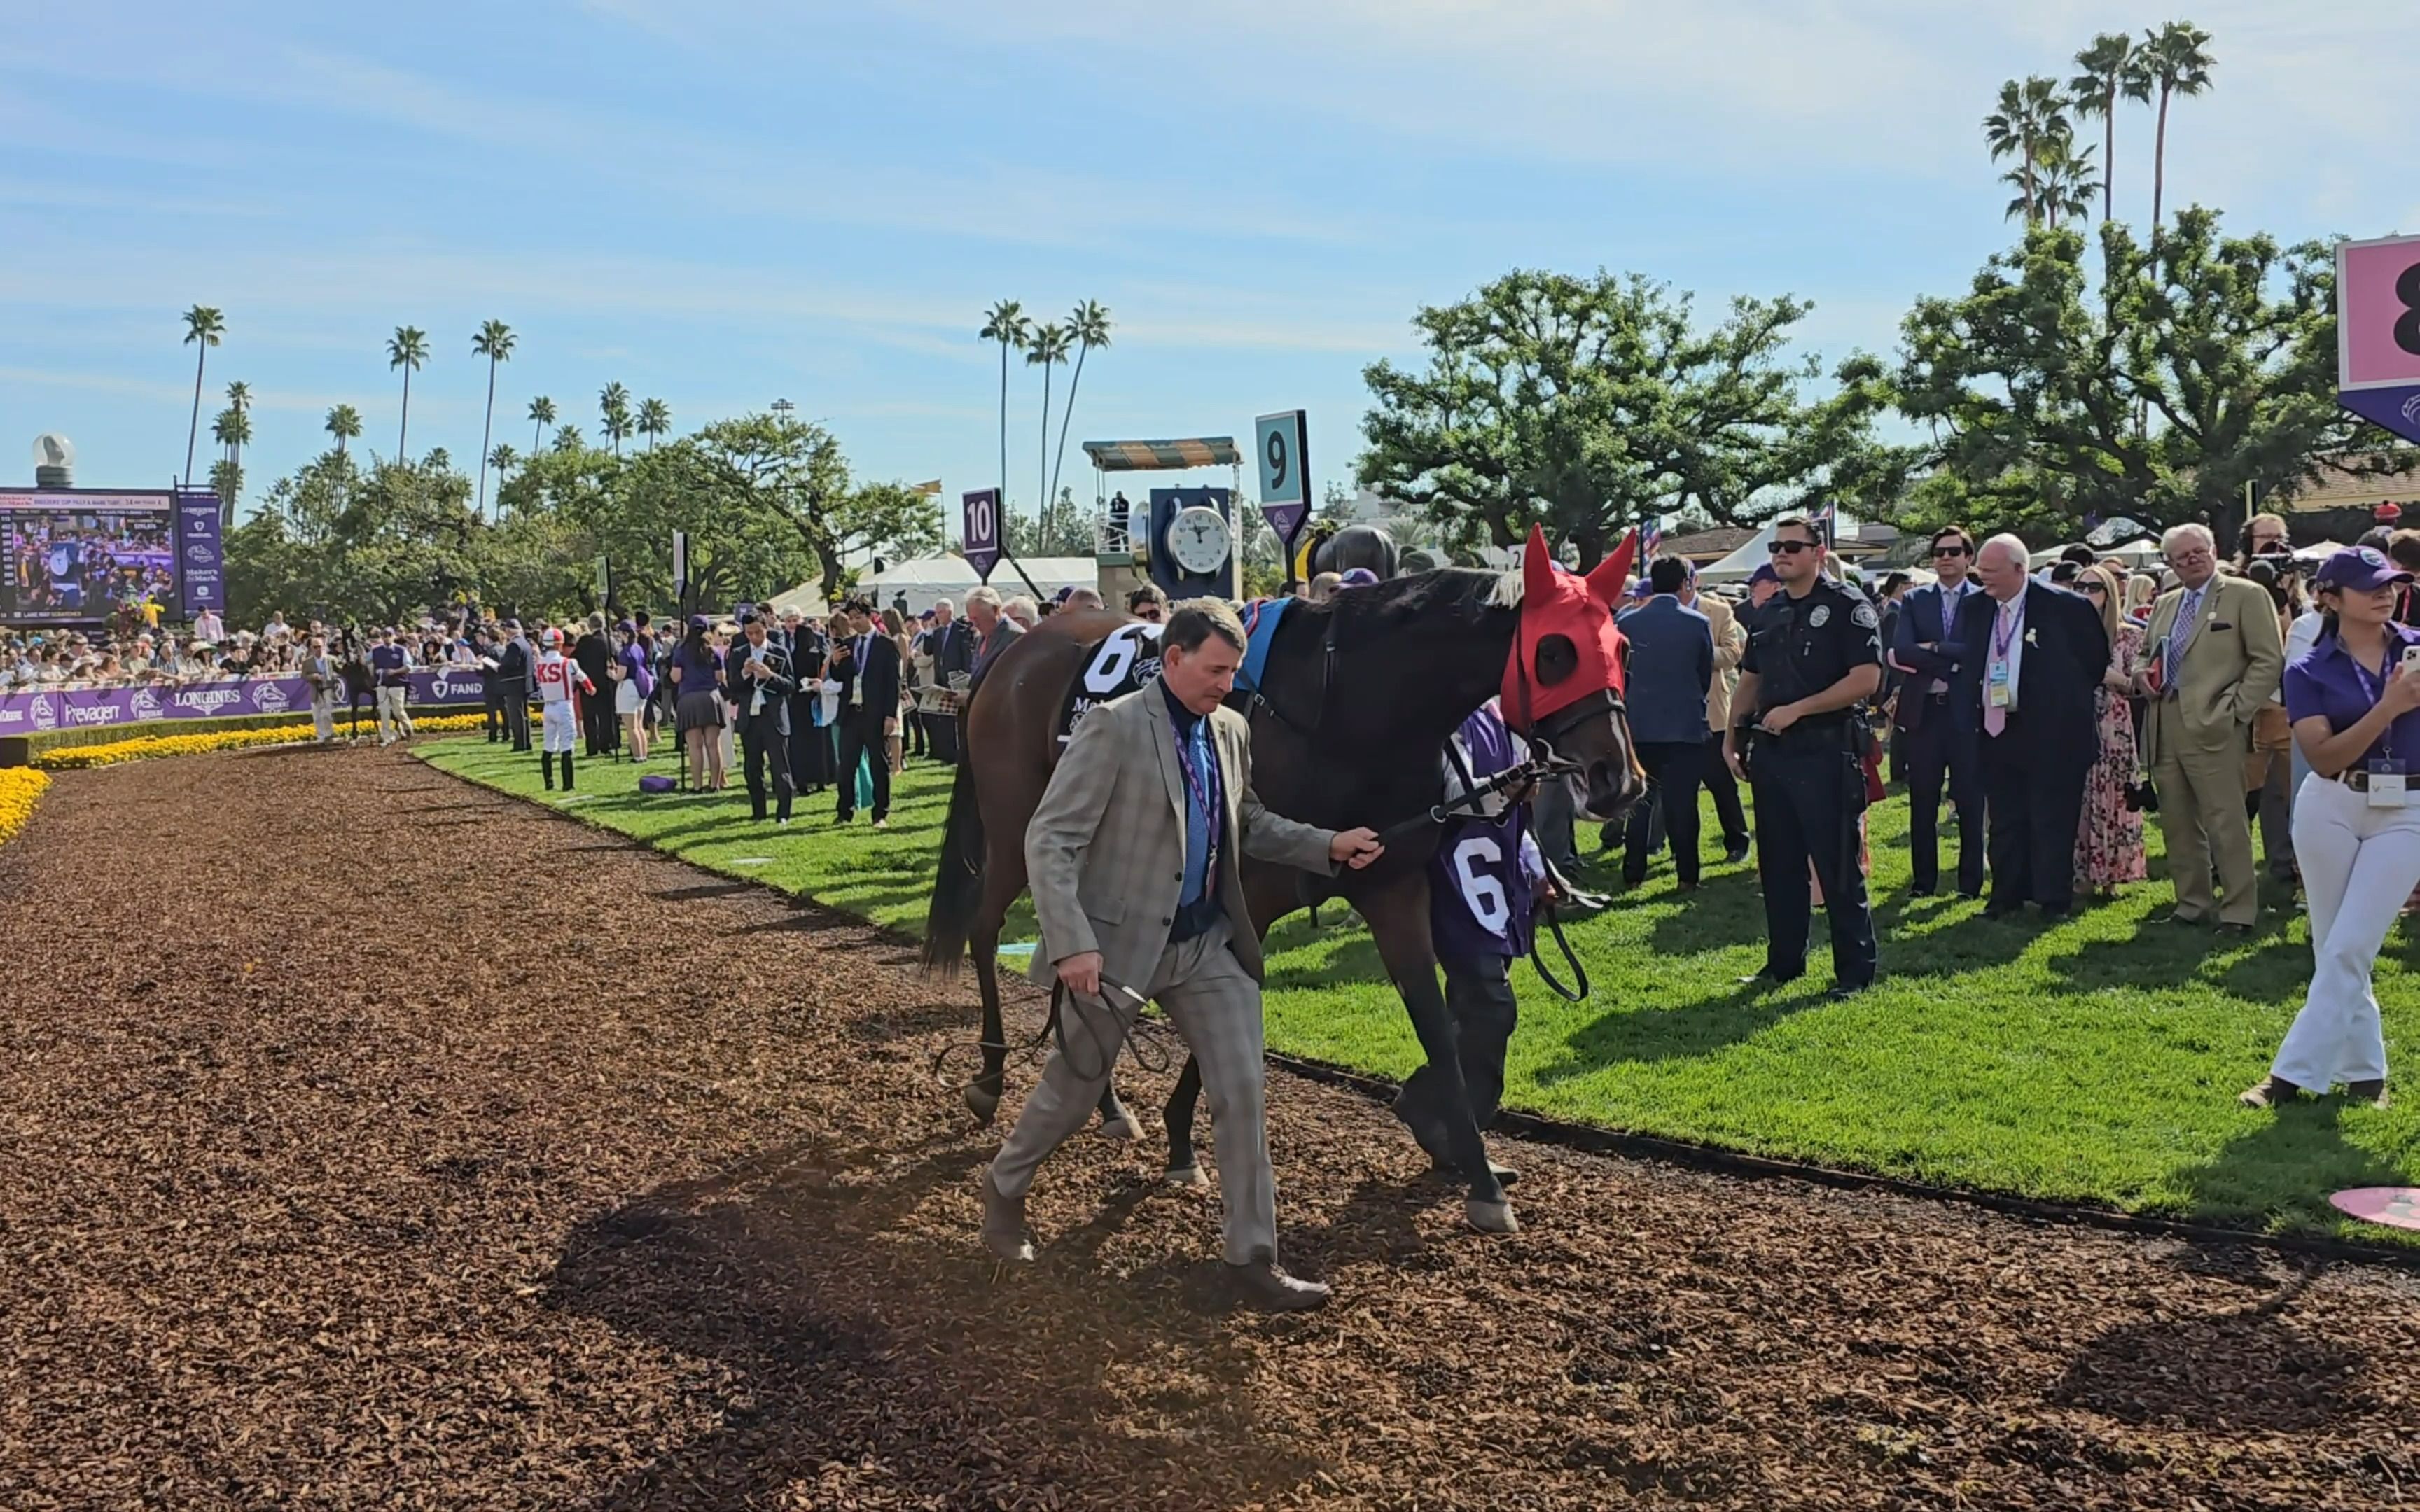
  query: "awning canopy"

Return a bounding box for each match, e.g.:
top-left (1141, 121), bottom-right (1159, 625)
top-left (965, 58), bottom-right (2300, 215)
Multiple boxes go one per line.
top-left (1081, 437), bottom-right (1239, 472)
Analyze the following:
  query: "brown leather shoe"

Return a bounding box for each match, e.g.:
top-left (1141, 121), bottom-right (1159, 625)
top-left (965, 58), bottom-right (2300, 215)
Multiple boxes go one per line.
top-left (980, 1169), bottom-right (1034, 1264)
top-left (2239, 1075), bottom-right (2303, 1110)
top-left (1228, 1258), bottom-right (1331, 1312)
top-left (2349, 1079), bottom-right (2391, 1109)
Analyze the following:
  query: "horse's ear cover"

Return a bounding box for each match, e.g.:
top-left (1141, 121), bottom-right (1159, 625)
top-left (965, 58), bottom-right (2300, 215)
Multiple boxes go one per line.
top-left (1503, 524), bottom-right (1629, 727)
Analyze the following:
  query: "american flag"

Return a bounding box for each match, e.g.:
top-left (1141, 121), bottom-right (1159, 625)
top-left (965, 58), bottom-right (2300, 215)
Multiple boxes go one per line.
top-left (1637, 519), bottom-right (1662, 561)
top-left (1809, 499), bottom-right (1836, 541)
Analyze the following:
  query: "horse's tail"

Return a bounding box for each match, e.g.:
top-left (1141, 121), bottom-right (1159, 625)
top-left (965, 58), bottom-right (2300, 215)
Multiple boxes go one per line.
top-left (920, 750), bottom-right (985, 978)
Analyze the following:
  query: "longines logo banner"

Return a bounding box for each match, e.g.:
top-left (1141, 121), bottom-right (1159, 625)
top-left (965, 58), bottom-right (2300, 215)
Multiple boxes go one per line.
top-left (173, 487), bottom-right (225, 617)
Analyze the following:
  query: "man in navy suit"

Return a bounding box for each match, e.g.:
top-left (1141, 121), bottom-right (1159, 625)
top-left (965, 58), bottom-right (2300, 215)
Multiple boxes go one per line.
top-left (1891, 526), bottom-right (1987, 897)
top-left (1950, 534), bottom-right (2108, 918)
top-left (1615, 555), bottom-right (1716, 889)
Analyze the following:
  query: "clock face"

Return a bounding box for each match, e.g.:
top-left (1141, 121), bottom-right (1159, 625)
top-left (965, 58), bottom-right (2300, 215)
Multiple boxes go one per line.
top-left (1166, 505), bottom-right (1232, 576)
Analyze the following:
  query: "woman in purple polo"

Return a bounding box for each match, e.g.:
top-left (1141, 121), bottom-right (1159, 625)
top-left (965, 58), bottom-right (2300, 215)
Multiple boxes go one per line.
top-left (611, 621), bottom-right (654, 762)
top-left (2242, 547), bottom-right (2420, 1110)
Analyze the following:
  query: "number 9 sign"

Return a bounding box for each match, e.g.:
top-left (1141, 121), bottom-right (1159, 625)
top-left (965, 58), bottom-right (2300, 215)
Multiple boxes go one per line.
top-left (2337, 234), bottom-right (2420, 446)
top-left (1254, 410), bottom-right (1310, 545)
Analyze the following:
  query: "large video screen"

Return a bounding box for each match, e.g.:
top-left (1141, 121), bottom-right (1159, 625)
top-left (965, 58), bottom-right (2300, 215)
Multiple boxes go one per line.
top-left (0, 491), bottom-right (179, 626)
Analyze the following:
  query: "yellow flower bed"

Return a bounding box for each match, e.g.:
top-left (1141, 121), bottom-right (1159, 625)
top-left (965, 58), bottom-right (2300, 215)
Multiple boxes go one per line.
top-left (32, 712), bottom-right (490, 771)
top-left (0, 766), bottom-right (48, 848)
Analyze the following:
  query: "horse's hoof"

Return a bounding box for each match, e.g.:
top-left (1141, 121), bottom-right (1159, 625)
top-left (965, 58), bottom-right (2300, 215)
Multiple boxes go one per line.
top-left (1165, 1163), bottom-right (1211, 1190)
top-left (963, 1084), bottom-right (1001, 1125)
top-left (1097, 1110), bottom-right (1143, 1141)
top-left (1466, 1198), bottom-right (1520, 1235)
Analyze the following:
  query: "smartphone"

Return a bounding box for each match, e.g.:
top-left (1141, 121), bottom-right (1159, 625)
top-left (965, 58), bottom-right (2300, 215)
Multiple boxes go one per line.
top-left (2403, 645), bottom-right (2420, 675)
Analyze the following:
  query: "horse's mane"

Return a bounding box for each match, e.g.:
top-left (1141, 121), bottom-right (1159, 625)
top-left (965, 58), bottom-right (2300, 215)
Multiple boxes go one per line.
top-left (1305, 566), bottom-right (1521, 631)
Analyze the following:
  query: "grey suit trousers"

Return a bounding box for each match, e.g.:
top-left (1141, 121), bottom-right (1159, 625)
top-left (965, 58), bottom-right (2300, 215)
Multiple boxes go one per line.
top-left (990, 918), bottom-right (1276, 1266)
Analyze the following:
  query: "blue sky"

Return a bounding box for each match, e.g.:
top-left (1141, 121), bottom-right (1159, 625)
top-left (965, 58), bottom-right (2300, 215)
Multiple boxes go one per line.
top-left (3, 0), bottom-right (2412, 526)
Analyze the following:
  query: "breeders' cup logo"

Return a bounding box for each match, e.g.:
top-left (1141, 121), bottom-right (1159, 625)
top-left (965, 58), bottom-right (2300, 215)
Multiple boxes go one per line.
top-left (250, 680), bottom-right (292, 714)
top-left (184, 543), bottom-right (217, 566)
top-left (2403, 393), bottom-right (2420, 426)
top-left (130, 687), bottom-right (165, 721)
top-left (29, 695), bottom-right (57, 732)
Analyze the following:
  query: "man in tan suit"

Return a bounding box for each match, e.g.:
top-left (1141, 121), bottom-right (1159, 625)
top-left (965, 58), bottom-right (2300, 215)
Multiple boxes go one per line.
top-left (982, 601), bottom-right (1384, 1310)
top-left (1681, 570), bottom-right (1752, 861)
top-left (2138, 523), bottom-right (2286, 932)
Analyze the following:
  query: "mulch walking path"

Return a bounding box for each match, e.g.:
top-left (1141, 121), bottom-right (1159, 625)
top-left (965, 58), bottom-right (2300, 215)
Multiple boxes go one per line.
top-left (4, 745), bottom-right (2417, 1511)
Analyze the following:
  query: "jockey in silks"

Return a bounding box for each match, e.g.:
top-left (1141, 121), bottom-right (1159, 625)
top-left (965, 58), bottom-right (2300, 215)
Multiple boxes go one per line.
top-left (534, 626), bottom-right (593, 792)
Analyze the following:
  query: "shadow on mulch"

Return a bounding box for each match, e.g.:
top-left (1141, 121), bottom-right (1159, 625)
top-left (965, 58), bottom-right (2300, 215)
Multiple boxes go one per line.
top-left (545, 1137), bottom-right (1324, 1509)
top-left (2045, 1270), bottom-right (2372, 1434)
top-left (651, 881), bottom-right (758, 902)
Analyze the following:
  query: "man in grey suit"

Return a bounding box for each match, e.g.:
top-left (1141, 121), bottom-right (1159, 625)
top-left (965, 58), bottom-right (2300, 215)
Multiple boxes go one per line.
top-left (982, 601), bottom-right (1385, 1311)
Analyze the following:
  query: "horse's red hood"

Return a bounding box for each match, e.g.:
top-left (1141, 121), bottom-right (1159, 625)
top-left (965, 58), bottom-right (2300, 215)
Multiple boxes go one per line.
top-left (1501, 525), bottom-right (1631, 730)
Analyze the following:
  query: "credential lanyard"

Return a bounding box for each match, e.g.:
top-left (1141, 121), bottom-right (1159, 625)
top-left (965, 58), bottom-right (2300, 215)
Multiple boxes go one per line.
top-left (2349, 652), bottom-right (2395, 764)
top-left (1169, 710), bottom-right (1222, 886)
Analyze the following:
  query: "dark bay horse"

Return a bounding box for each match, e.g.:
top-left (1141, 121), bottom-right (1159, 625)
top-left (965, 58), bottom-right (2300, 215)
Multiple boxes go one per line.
top-left (922, 530), bottom-right (1645, 1222)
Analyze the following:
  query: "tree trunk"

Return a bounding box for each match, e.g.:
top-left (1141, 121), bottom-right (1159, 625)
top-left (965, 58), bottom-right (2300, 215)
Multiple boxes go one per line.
top-left (184, 347), bottom-right (207, 486)
top-left (2101, 91), bottom-right (2115, 222)
top-left (1049, 346), bottom-right (1088, 517)
top-left (398, 371), bottom-right (412, 463)
top-left (477, 359), bottom-right (497, 519)
top-left (998, 342), bottom-right (1010, 507)
top-left (2152, 87), bottom-right (2171, 239)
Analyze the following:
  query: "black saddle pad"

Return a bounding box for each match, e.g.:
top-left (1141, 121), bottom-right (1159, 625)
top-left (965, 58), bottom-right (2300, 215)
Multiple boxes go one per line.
top-left (1057, 622), bottom-right (1164, 746)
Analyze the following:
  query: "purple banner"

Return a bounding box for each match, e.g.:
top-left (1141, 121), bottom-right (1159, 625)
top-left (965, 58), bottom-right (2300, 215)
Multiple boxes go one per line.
top-left (174, 487), bottom-right (224, 618)
top-left (2339, 384), bottom-right (2420, 447)
top-left (0, 669), bottom-right (488, 739)
top-left (962, 488), bottom-right (1001, 581)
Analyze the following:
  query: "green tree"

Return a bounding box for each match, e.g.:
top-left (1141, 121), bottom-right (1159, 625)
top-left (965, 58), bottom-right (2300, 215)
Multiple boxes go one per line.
top-left (485, 442), bottom-right (520, 512)
top-left (1982, 76), bottom-right (2073, 227)
top-left (1358, 269), bottom-right (1896, 567)
top-left (552, 424), bottom-right (585, 453)
top-left (979, 299), bottom-right (1031, 504)
top-left (528, 395), bottom-right (556, 456)
top-left (208, 457), bottom-right (243, 521)
top-left (1048, 300), bottom-right (1112, 521)
top-left (325, 403), bottom-right (362, 456)
top-left (2069, 32), bottom-right (2148, 224)
top-left (387, 326), bottom-right (429, 460)
top-left (599, 382), bottom-right (633, 458)
top-left (471, 319), bottom-right (516, 519)
top-left (180, 304), bottom-right (224, 486)
top-left (2027, 137), bottom-right (2100, 232)
top-left (1006, 486), bottom-right (1094, 556)
top-left (2141, 20), bottom-right (2216, 237)
top-left (1892, 211), bottom-right (2409, 540)
top-left (637, 397), bottom-right (672, 450)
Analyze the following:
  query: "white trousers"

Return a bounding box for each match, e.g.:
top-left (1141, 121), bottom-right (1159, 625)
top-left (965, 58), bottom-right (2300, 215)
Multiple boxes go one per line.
top-left (541, 701), bottom-right (577, 753)
top-left (311, 693), bottom-right (336, 742)
top-left (2272, 774), bottom-right (2420, 1089)
top-left (374, 685), bottom-right (412, 741)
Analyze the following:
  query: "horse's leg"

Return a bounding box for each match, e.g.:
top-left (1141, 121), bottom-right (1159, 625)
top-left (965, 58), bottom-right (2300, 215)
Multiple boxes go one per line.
top-left (964, 849), bottom-right (1027, 1125)
top-left (1357, 871), bottom-right (1515, 1231)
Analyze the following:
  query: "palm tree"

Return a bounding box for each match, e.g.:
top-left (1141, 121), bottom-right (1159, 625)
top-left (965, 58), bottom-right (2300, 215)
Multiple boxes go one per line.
top-left (1046, 300), bottom-right (1112, 526)
top-left (179, 305), bottom-right (225, 486)
top-left (1025, 322), bottom-right (1072, 524)
top-left (2141, 20), bottom-right (2216, 238)
top-left (979, 300), bottom-right (1031, 505)
top-left (528, 396), bottom-right (557, 456)
top-left (2032, 138), bottom-right (2100, 230)
top-left (223, 381), bottom-right (252, 480)
top-left (471, 319), bottom-right (516, 518)
top-left (1982, 76), bottom-right (2073, 226)
top-left (2068, 33), bottom-right (2146, 223)
top-left (599, 382), bottom-right (632, 458)
top-left (637, 397), bottom-right (671, 450)
top-left (387, 326), bottom-right (429, 460)
top-left (487, 442), bottom-right (519, 480)
top-left (210, 405), bottom-right (250, 522)
top-left (552, 424), bottom-right (583, 453)
top-left (325, 403), bottom-right (362, 456)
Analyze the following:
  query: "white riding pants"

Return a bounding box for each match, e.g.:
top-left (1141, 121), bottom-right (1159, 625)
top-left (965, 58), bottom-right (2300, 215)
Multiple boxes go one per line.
top-left (2272, 774), bottom-right (2420, 1090)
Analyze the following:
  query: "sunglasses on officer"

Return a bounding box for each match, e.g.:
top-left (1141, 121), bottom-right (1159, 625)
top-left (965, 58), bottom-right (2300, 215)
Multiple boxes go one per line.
top-left (1767, 538), bottom-right (1819, 556)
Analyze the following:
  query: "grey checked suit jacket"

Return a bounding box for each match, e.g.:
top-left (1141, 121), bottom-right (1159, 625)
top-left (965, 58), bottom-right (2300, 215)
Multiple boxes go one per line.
top-left (1024, 678), bottom-right (1337, 990)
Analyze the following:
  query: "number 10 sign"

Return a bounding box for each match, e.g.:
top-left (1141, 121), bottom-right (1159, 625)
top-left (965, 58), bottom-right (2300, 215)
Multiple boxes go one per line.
top-left (962, 488), bottom-right (1001, 581)
top-left (2337, 233), bottom-right (2420, 445)
top-left (1254, 410), bottom-right (1311, 545)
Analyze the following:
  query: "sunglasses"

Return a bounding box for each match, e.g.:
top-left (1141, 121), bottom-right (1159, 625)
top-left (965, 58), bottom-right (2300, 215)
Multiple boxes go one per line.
top-left (1767, 540), bottom-right (1818, 556)
top-left (2082, 582), bottom-right (2107, 594)
top-left (1932, 545), bottom-right (1970, 559)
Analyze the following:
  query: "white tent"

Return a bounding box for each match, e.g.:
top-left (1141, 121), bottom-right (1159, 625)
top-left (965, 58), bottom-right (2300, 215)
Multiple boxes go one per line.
top-left (842, 554), bottom-right (1099, 615)
top-left (1696, 514), bottom-right (1868, 585)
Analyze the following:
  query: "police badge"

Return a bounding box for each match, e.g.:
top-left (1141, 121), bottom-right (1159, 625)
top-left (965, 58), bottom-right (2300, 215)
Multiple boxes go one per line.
top-left (1851, 601), bottom-right (1879, 629)
top-left (1809, 604), bottom-right (1830, 627)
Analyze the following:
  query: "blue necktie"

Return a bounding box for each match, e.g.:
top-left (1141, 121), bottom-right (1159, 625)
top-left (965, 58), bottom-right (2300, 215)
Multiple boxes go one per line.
top-left (2163, 589), bottom-right (2201, 691)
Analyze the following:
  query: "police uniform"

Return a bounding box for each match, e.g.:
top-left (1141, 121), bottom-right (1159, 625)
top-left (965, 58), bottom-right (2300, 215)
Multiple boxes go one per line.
top-left (1739, 577), bottom-right (1882, 990)
top-left (1397, 702), bottom-right (1541, 1164)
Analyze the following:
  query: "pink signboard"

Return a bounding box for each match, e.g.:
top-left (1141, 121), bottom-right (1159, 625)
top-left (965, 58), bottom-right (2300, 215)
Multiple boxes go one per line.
top-left (2328, 1186), bottom-right (2420, 1233)
top-left (2336, 233), bottom-right (2420, 444)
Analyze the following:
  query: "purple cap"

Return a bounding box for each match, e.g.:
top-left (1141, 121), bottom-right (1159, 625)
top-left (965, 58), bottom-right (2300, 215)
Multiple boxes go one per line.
top-left (1629, 578), bottom-right (1651, 598)
top-left (1053, 586), bottom-right (1076, 603)
top-left (1339, 568), bottom-right (1381, 587)
top-left (1748, 564), bottom-right (1780, 587)
top-left (2314, 545), bottom-right (2413, 593)
top-left (687, 613), bottom-right (711, 630)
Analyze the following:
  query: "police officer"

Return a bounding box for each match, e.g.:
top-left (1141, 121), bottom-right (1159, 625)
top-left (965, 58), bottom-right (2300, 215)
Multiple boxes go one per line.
top-left (1723, 514), bottom-right (1883, 997)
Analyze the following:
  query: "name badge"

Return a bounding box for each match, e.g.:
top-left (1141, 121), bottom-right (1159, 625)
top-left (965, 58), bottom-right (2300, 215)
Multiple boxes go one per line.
top-left (1986, 659), bottom-right (2014, 710)
top-left (2370, 760), bottom-right (2409, 808)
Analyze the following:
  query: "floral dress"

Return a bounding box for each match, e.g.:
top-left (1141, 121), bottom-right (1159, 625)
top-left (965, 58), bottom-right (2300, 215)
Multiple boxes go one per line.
top-left (2075, 621), bottom-right (2148, 891)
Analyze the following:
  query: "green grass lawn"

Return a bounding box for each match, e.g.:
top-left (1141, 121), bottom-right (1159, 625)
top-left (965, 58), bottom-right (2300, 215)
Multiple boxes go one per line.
top-left (418, 734), bottom-right (2420, 1239)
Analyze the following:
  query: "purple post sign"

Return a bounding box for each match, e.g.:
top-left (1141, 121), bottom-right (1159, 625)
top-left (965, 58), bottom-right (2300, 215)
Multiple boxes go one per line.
top-left (174, 487), bottom-right (225, 618)
top-left (962, 488), bottom-right (1002, 582)
top-left (2336, 234), bottom-right (2420, 446)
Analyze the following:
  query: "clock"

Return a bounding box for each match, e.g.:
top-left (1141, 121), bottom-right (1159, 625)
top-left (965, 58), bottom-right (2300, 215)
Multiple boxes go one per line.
top-left (1165, 505), bottom-right (1232, 576)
